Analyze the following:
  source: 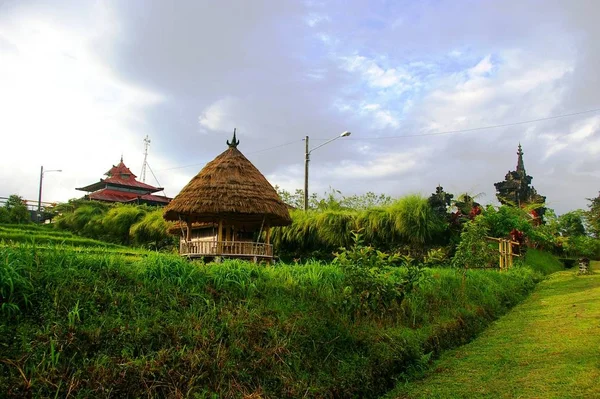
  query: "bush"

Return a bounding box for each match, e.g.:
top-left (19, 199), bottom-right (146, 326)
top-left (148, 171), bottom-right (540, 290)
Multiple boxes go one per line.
top-left (130, 209), bottom-right (175, 250)
top-left (452, 216), bottom-right (497, 269)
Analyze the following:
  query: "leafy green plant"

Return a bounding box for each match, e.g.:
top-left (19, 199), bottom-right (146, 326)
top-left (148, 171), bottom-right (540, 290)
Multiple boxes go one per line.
top-left (452, 216), bottom-right (497, 269)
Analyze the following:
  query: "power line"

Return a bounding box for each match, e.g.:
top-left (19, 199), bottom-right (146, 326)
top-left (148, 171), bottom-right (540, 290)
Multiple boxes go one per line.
top-left (246, 139), bottom-right (303, 155)
top-left (348, 107), bottom-right (600, 140)
top-left (156, 139), bottom-right (302, 172)
top-left (156, 107), bottom-right (600, 172)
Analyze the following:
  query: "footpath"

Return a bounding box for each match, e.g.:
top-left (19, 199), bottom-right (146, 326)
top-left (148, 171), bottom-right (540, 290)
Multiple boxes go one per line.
top-left (388, 264), bottom-right (600, 399)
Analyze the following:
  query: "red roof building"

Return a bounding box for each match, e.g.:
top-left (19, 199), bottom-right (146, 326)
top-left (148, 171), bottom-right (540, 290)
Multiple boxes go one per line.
top-left (76, 157), bottom-right (171, 206)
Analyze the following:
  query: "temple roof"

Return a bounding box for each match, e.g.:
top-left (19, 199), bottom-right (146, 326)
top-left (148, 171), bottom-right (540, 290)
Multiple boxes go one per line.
top-left (105, 157), bottom-right (137, 179)
top-left (86, 188), bottom-right (171, 205)
top-left (76, 158), bottom-right (164, 193)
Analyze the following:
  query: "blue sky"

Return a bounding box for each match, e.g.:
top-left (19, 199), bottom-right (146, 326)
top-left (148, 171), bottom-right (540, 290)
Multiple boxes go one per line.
top-left (1, 0), bottom-right (599, 213)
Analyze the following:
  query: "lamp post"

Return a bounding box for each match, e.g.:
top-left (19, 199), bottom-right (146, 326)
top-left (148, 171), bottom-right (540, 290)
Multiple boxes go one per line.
top-left (304, 131), bottom-right (351, 211)
top-left (38, 166), bottom-right (62, 223)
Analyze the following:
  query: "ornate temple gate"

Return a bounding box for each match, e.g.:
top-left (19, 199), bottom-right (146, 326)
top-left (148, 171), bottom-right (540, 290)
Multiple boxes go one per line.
top-left (486, 236), bottom-right (520, 270)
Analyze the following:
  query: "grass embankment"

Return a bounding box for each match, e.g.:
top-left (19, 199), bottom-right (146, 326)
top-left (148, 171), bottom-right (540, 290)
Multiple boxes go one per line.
top-left (0, 242), bottom-right (551, 398)
top-left (388, 262), bottom-right (599, 399)
top-left (0, 224), bottom-right (151, 258)
top-left (0, 224), bottom-right (124, 249)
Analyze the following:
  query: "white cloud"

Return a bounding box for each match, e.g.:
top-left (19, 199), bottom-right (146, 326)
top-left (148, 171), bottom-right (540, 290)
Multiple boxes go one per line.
top-left (468, 55), bottom-right (493, 77)
top-left (198, 96), bottom-right (241, 132)
top-left (327, 150), bottom-right (421, 179)
top-left (0, 6), bottom-right (164, 202)
top-left (305, 13), bottom-right (330, 27)
top-left (360, 103), bottom-right (400, 129)
top-left (341, 54), bottom-right (412, 90)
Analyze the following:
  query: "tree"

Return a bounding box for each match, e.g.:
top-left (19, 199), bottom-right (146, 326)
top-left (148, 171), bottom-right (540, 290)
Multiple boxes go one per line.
top-left (557, 210), bottom-right (586, 237)
top-left (3, 195), bottom-right (30, 224)
top-left (587, 193), bottom-right (600, 238)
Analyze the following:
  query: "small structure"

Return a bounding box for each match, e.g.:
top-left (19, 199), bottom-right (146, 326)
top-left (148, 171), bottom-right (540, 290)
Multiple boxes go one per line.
top-left (163, 131), bottom-right (292, 262)
top-left (578, 257), bottom-right (590, 274)
top-left (77, 157), bottom-right (171, 206)
top-left (494, 144), bottom-right (546, 221)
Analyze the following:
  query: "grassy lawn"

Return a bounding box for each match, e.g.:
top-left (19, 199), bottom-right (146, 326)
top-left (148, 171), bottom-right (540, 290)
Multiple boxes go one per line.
top-left (388, 262), bottom-right (600, 399)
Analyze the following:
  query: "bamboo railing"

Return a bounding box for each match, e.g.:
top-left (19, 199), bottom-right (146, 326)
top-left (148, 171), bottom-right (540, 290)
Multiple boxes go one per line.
top-left (179, 240), bottom-right (273, 258)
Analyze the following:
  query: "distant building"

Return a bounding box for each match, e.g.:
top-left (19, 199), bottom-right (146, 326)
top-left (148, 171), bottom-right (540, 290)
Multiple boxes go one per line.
top-left (76, 157), bottom-right (171, 206)
top-left (494, 144), bottom-right (546, 219)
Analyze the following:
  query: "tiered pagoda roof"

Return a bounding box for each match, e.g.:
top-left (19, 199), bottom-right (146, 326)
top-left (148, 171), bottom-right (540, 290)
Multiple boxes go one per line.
top-left (77, 157), bottom-right (171, 206)
top-left (494, 144), bottom-right (546, 217)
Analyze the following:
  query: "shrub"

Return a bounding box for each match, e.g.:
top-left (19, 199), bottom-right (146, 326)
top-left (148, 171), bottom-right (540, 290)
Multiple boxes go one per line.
top-left (130, 209), bottom-right (175, 250)
top-left (452, 216), bottom-right (496, 269)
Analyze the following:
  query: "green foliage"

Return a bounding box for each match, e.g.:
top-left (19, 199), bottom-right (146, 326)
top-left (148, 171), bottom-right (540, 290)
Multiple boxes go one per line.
top-left (102, 205), bottom-right (146, 245)
top-left (130, 209), bottom-right (175, 250)
top-left (2, 195), bottom-right (30, 224)
top-left (523, 249), bottom-right (564, 275)
top-left (481, 205), bottom-right (533, 237)
top-left (388, 194), bottom-right (446, 247)
top-left (452, 216), bottom-right (496, 269)
top-left (54, 201), bottom-right (109, 236)
top-left (275, 186), bottom-right (393, 210)
top-left (0, 207), bottom-right (9, 224)
top-left (0, 239), bottom-right (545, 398)
top-left (53, 200), bottom-right (174, 249)
top-left (333, 230), bottom-right (400, 270)
top-left (558, 235), bottom-right (600, 259)
top-left (558, 210), bottom-right (586, 237)
top-left (0, 246), bottom-right (34, 317)
top-left (273, 194), bottom-right (447, 261)
top-left (586, 192), bottom-right (600, 238)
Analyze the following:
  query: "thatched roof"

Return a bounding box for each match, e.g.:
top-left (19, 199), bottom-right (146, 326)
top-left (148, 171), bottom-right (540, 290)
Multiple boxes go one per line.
top-left (164, 134), bottom-right (292, 227)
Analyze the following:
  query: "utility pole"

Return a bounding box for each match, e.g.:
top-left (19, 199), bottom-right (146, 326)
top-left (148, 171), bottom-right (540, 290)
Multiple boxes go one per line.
top-left (141, 135), bottom-right (151, 183)
top-left (37, 166), bottom-right (43, 223)
top-left (303, 131), bottom-right (351, 211)
top-left (37, 166), bottom-right (62, 223)
top-left (304, 136), bottom-right (309, 211)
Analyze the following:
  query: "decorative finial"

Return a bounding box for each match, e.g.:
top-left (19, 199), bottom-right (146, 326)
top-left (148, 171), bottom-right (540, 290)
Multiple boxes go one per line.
top-left (120, 154), bottom-right (123, 163)
top-left (516, 143), bottom-right (525, 173)
top-left (227, 128), bottom-right (240, 148)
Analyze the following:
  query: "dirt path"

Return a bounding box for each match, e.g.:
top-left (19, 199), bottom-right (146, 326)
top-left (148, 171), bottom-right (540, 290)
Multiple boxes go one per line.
top-left (388, 264), bottom-right (600, 399)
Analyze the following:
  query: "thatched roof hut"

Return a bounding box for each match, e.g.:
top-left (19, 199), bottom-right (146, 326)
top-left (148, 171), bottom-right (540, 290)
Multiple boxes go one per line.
top-left (164, 130), bottom-right (291, 261)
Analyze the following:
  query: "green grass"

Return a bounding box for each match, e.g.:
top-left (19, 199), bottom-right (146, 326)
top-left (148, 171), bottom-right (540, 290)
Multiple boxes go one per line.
top-left (523, 248), bottom-right (565, 275)
top-left (387, 262), bottom-right (600, 399)
top-left (0, 241), bottom-right (549, 398)
top-left (0, 224), bottom-right (128, 249)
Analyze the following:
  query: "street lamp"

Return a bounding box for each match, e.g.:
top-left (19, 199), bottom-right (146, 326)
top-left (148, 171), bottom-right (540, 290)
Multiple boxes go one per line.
top-left (38, 166), bottom-right (62, 223)
top-left (304, 131), bottom-right (351, 211)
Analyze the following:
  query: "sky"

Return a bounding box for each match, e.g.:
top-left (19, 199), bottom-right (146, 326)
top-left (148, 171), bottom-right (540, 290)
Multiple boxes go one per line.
top-left (1, 0), bottom-right (599, 214)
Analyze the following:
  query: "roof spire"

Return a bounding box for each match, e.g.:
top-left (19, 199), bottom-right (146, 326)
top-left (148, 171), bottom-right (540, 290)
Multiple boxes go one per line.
top-left (516, 143), bottom-right (525, 173)
top-left (120, 154), bottom-right (123, 163)
top-left (227, 128), bottom-right (240, 148)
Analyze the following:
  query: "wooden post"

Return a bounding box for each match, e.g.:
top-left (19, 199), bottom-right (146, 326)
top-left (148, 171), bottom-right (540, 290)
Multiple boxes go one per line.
top-left (265, 225), bottom-right (271, 244)
top-left (508, 241), bottom-right (513, 268)
top-left (186, 220), bottom-right (192, 242)
top-left (499, 240), bottom-right (503, 270)
top-left (217, 220), bottom-right (223, 254)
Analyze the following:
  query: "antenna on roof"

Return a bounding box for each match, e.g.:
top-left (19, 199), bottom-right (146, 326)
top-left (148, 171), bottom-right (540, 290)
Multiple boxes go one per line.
top-left (141, 135), bottom-right (151, 183)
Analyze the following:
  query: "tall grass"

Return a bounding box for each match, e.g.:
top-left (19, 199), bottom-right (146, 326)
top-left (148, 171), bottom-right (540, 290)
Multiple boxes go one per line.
top-left (273, 194), bottom-right (448, 260)
top-left (0, 243), bottom-right (551, 398)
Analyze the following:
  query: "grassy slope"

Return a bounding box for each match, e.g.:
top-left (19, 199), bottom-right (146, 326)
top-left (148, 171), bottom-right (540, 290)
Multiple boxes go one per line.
top-left (0, 243), bottom-right (547, 398)
top-left (388, 262), bottom-right (600, 399)
top-left (0, 224), bottom-right (124, 248)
